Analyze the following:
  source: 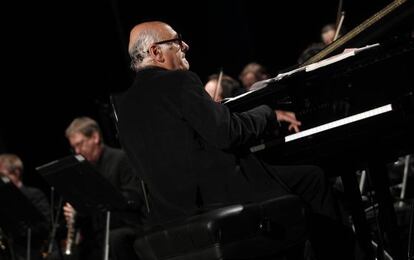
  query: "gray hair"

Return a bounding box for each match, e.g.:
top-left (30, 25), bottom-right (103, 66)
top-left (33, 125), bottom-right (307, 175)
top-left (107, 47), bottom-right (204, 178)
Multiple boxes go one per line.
top-left (65, 117), bottom-right (103, 144)
top-left (0, 154), bottom-right (24, 175)
top-left (129, 29), bottom-right (162, 71)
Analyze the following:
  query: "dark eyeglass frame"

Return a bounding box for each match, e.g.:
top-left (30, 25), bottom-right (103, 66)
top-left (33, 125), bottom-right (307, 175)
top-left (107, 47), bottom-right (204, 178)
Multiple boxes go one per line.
top-left (152, 33), bottom-right (183, 49)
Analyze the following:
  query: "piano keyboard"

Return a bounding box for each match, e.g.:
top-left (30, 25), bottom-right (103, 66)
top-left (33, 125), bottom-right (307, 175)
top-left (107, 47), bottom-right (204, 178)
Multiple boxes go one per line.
top-left (250, 104), bottom-right (393, 153)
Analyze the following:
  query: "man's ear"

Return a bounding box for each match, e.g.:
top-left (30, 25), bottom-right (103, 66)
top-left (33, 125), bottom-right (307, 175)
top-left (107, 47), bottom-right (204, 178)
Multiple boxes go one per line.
top-left (91, 131), bottom-right (101, 145)
top-left (15, 169), bottom-right (22, 180)
top-left (148, 45), bottom-right (164, 62)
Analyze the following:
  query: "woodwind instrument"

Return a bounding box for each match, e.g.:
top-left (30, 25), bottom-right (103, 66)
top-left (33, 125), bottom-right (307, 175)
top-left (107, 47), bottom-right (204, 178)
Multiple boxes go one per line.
top-left (64, 209), bottom-right (78, 256)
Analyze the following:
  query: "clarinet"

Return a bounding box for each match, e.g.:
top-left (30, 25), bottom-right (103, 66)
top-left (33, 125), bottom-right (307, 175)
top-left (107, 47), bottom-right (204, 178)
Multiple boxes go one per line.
top-left (0, 228), bottom-right (8, 256)
top-left (64, 212), bottom-right (76, 255)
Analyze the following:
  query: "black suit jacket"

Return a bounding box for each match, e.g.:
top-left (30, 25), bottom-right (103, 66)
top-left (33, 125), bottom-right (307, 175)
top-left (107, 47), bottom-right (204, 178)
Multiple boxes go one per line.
top-left (117, 67), bottom-right (288, 225)
top-left (19, 186), bottom-right (50, 248)
top-left (77, 146), bottom-right (143, 239)
top-left (95, 146), bottom-right (143, 228)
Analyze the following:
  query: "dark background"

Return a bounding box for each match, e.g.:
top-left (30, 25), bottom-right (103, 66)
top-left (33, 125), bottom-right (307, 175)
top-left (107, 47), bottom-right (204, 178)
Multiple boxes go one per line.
top-left (1, 0), bottom-right (393, 193)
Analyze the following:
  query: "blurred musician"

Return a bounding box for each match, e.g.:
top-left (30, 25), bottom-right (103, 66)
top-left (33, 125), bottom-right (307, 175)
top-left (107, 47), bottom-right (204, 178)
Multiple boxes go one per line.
top-left (63, 117), bottom-right (143, 260)
top-left (0, 154), bottom-right (50, 260)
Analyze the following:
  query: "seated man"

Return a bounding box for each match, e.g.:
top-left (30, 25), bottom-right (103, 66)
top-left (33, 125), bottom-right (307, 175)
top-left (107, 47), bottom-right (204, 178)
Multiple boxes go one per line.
top-left (204, 73), bottom-right (245, 102)
top-left (63, 117), bottom-right (143, 260)
top-left (239, 62), bottom-right (269, 91)
top-left (117, 21), bottom-right (355, 260)
top-left (297, 23), bottom-right (341, 64)
top-left (0, 154), bottom-right (50, 260)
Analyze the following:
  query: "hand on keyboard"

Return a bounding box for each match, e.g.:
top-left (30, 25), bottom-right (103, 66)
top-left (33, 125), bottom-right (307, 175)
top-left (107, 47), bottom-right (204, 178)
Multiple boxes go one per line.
top-left (275, 110), bottom-right (301, 133)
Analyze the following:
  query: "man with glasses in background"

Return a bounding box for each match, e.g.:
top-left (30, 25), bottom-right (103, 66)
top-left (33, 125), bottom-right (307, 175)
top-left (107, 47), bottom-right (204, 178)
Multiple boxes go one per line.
top-left (63, 117), bottom-right (143, 260)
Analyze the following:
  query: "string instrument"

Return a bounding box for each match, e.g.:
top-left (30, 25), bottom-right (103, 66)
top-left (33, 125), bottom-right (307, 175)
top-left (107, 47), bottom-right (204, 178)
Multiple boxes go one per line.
top-left (301, 0), bottom-right (409, 66)
top-left (213, 69), bottom-right (224, 102)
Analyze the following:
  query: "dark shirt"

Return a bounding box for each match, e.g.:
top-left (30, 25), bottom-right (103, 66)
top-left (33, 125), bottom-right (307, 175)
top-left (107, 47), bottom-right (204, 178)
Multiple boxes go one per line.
top-left (116, 67), bottom-right (289, 225)
top-left (297, 42), bottom-right (325, 64)
top-left (20, 185), bottom-right (51, 239)
top-left (95, 145), bottom-right (142, 209)
top-left (78, 146), bottom-right (143, 237)
top-left (14, 186), bottom-right (50, 259)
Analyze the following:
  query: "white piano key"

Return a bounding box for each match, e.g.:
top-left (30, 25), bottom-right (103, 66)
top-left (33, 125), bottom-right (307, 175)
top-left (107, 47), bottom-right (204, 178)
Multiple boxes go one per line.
top-left (285, 104), bottom-right (393, 142)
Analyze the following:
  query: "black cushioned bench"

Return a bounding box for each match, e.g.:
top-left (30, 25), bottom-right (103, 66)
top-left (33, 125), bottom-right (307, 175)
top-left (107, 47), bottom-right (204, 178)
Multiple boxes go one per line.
top-left (134, 195), bottom-right (308, 260)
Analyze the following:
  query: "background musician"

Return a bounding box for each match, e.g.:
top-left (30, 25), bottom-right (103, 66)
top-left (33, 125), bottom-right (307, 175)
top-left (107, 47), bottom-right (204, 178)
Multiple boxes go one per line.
top-left (63, 117), bottom-right (143, 260)
top-left (204, 73), bottom-right (245, 101)
top-left (0, 154), bottom-right (50, 260)
top-left (238, 62), bottom-right (269, 91)
top-left (297, 23), bottom-right (341, 65)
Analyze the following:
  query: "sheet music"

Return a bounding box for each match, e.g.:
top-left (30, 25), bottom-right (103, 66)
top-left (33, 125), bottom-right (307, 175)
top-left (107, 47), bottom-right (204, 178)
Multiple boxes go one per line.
top-left (305, 43), bottom-right (380, 72)
top-left (223, 43), bottom-right (380, 104)
top-left (305, 50), bottom-right (355, 72)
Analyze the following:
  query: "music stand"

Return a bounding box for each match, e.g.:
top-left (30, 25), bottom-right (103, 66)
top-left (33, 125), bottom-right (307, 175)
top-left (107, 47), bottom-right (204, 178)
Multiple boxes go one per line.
top-left (36, 155), bottom-right (128, 260)
top-left (0, 176), bottom-right (46, 260)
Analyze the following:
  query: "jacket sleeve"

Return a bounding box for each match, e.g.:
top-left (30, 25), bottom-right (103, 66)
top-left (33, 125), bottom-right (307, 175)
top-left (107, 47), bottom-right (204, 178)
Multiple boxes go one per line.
top-left (117, 154), bottom-right (145, 208)
top-left (168, 70), bottom-right (279, 150)
top-left (22, 188), bottom-right (50, 241)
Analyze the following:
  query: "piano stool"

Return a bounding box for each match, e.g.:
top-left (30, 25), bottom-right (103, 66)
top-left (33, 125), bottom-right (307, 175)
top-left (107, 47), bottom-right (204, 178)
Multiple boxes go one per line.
top-left (133, 194), bottom-right (308, 260)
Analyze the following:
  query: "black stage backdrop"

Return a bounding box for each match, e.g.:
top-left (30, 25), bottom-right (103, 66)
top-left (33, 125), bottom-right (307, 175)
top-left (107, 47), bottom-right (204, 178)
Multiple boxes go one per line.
top-left (2, 0), bottom-right (393, 193)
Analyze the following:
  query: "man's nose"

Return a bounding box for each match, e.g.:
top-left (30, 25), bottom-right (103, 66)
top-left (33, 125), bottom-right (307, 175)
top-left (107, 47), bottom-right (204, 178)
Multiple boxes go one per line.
top-left (181, 41), bottom-right (189, 52)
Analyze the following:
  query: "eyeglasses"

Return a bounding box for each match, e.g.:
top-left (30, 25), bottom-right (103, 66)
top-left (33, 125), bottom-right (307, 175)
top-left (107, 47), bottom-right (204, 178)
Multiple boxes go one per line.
top-left (71, 136), bottom-right (91, 151)
top-left (152, 33), bottom-right (184, 50)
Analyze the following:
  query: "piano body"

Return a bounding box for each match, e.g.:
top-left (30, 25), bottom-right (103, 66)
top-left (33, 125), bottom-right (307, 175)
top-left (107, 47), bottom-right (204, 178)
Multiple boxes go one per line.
top-left (225, 1), bottom-right (414, 259)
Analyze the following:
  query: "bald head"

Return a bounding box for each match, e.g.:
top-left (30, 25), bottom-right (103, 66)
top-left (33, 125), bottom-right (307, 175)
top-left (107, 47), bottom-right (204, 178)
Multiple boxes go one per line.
top-left (129, 21), bottom-right (167, 51)
top-left (128, 21), bottom-right (189, 71)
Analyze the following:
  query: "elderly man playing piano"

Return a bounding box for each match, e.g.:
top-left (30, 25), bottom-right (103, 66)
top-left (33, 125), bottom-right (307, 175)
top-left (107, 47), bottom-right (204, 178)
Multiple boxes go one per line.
top-left (115, 21), bottom-right (355, 260)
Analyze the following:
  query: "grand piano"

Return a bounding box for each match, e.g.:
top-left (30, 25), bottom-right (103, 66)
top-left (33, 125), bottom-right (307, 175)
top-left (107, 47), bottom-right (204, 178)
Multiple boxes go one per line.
top-left (225, 1), bottom-right (414, 259)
